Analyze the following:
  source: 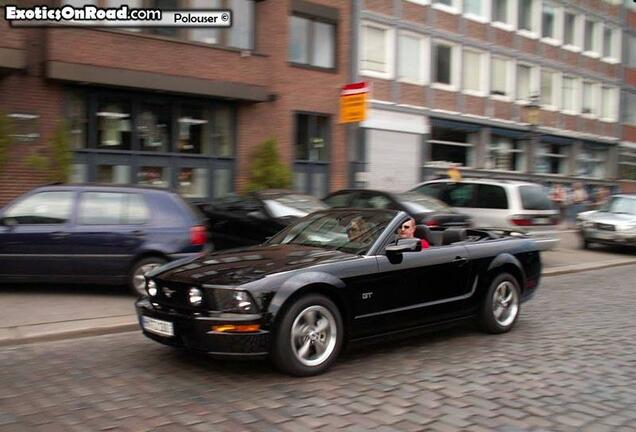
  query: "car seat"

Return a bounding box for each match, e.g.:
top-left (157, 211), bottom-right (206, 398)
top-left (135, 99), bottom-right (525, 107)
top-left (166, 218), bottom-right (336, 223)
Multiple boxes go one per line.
top-left (414, 224), bottom-right (442, 247)
top-left (442, 227), bottom-right (467, 245)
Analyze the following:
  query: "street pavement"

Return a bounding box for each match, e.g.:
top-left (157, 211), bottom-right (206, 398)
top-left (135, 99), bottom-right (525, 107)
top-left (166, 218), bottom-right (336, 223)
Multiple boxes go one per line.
top-left (0, 230), bottom-right (635, 347)
top-left (1, 264), bottom-right (635, 431)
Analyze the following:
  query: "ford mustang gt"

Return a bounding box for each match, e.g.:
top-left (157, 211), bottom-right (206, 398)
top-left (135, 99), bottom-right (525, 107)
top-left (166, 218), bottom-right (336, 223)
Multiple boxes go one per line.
top-left (136, 209), bottom-right (541, 376)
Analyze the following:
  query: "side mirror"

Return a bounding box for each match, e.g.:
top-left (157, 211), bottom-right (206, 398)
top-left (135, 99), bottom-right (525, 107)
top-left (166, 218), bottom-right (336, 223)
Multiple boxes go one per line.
top-left (247, 210), bottom-right (267, 220)
top-left (386, 238), bottom-right (421, 256)
top-left (0, 216), bottom-right (16, 229)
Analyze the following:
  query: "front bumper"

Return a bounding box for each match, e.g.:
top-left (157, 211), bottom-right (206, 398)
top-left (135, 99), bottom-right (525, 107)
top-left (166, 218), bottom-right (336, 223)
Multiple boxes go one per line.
top-left (580, 228), bottom-right (636, 246)
top-left (135, 297), bottom-right (271, 358)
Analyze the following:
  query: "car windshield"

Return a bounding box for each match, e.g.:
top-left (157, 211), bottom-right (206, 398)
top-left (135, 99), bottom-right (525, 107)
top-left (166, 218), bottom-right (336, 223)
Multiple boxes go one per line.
top-left (396, 192), bottom-right (450, 214)
top-left (267, 210), bottom-right (396, 254)
top-left (520, 185), bottom-right (554, 211)
top-left (262, 193), bottom-right (329, 218)
top-left (600, 197), bottom-right (636, 215)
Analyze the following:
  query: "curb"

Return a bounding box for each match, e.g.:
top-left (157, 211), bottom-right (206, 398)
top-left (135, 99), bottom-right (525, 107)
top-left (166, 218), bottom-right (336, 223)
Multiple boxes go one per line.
top-left (3, 260), bottom-right (636, 348)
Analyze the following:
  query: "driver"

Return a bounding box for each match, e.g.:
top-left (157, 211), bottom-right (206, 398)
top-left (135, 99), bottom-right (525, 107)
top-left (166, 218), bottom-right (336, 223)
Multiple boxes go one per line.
top-left (398, 218), bottom-right (430, 249)
top-left (346, 216), bottom-right (368, 242)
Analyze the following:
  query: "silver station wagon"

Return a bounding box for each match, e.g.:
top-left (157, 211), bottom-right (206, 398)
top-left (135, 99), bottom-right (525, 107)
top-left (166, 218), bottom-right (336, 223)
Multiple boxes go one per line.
top-left (576, 195), bottom-right (636, 248)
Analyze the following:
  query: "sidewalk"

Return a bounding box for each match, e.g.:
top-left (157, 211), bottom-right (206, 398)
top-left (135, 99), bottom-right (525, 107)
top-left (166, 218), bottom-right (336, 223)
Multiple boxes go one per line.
top-left (1, 231), bottom-right (635, 348)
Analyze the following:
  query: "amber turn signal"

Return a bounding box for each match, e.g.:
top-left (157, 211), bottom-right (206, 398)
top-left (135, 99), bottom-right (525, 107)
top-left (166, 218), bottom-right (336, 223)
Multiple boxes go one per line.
top-left (212, 324), bottom-right (261, 333)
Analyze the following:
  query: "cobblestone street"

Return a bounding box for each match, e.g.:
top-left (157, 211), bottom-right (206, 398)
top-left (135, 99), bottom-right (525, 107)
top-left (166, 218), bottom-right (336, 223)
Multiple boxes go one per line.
top-left (1, 265), bottom-right (636, 432)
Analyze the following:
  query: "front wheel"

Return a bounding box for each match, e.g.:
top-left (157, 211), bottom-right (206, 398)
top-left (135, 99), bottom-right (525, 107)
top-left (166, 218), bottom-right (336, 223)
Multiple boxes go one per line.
top-left (129, 257), bottom-right (167, 296)
top-left (272, 294), bottom-right (343, 376)
top-left (479, 273), bottom-right (521, 334)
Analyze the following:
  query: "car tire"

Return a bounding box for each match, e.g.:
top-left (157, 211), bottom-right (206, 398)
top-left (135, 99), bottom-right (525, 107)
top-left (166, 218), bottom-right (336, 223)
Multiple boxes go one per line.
top-left (272, 294), bottom-right (343, 377)
top-left (129, 257), bottom-right (167, 296)
top-left (479, 273), bottom-right (521, 334)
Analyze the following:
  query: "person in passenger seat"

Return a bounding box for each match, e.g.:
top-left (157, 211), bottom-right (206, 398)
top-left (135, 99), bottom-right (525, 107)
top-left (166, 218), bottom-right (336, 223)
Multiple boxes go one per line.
top-left (398, 218), bottom-right (430, 249)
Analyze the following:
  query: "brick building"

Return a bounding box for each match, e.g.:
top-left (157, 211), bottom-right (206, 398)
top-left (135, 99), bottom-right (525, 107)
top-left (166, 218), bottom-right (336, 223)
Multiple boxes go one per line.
top-left (0, 0), bottom-right (351, 206)
top-left (350, 0), bottom-right (632, 193)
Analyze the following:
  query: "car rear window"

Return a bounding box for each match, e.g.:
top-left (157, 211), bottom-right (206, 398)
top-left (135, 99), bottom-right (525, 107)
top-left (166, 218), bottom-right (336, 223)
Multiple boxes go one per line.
top-left (476, 185), bottom-right (508, 209)
top-left (520, 186), bottom-right (554, 210)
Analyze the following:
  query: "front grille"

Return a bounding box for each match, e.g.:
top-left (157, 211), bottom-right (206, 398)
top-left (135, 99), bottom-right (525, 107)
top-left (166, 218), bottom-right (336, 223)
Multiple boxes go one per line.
top-left (595, 223), bottom-right (615, 232)
top-left (153, 280), bottom-right (212, 312)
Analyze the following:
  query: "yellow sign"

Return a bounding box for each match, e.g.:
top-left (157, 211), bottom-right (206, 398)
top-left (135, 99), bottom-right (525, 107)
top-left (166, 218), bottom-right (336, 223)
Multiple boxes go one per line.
top-left (339, 93), bottom-right (368, 124)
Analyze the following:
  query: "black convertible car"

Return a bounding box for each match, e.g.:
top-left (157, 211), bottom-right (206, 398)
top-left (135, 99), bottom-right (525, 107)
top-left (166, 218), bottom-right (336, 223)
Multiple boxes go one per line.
top-left (136, 209), bottom-right (541, 376)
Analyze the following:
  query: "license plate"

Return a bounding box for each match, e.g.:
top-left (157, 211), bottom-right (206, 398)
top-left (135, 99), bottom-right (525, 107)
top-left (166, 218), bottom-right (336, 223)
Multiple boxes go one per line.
top-left (142, 316), bottom-right (174, 337)
top-left (534, 217), bottom-right (551, 225)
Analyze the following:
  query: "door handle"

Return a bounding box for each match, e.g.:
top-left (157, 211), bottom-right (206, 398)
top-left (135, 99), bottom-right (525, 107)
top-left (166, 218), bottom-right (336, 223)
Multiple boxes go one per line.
top-left (50, 231), bottom-right (69, 240)
top-left (453, 256), bottom-right (468, 267)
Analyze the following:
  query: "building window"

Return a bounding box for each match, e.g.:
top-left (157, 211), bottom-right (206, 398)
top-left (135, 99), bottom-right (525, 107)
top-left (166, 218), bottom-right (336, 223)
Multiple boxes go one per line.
top-left (432, 0), bottom-right (460, 13)
top-left (618, 144), bottom-right (636, 180)
top-left (576, 145), bottom-right (606, 178)
top-left (563, 11), bottom-right (578, 47)
top-left (561, 76), bottom-right (577, 114)
top-left (491, 56), bottom-right (510, 98)
top-left (628, 34), bottom-right (636, 68)
top-left (582, 81), bottom-right (597, 116)
top-left (518, 0), bottom-right (537, 33)
top-left (67, 91), bottom-right (87, 149)
top-left (429, 125), bottom-right (477, 167)
top-left (541, 2), bottom-right (556, 39)
top-left (540, 69), bottom-right (555, 108)
top-left (295, 113), bottom-right (329, 162)
top-left (600, 86), bottom-right (617, 122)
top-left (492, 0), bottom-right (509, 25)
top-left (464, 0), bottom-right (485, 20)
top-left (177, 105), bottom-right (209, 154)
top-left (624, 92), bottom-right (636, 126)
top-left (432, 40), bottom-right (458, 89)
top-left (178, 167), bottom-right (208, 198)
top-left (536, 143), bottom-right (568, 175)
top-left (516, 64), bottom-right (536, 102)
top-left (228, 0), bottom-right (255, 50)
top-left (398, 32), bottom-right (425, 85)
top-left (96, 98), bottom-right (132, 150)
top-left (138, 103), bottom-right (172, 152)
top-left (137, 166), bottom-right (170, 188)
top-left (149, 0), bottom-right (179, 38)
top-left (602, 26), bottom-right (619, 62)
top-left (584, 19), bottom-right (600, 55)
top-left (360, 22), bottom-right (393, 78)
top-left (486, 136), bottom-right (525, 172)
top-left (189, 0), bottom-right (220, 43)
top-left (212, 105), bottom-right (235, 157)
top-left (96, 165), bottom-right (131, 184)
top-left (288, 15), bottom-right (335, 69)
top-left (462, 49), bottom-right (485, 95)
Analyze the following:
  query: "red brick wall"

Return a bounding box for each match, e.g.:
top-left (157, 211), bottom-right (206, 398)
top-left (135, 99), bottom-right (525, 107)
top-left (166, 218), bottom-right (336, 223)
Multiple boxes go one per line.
top-left (463, 94), bottom-right (485, 117)
top-left (493, 100), bottom-right (513, 121)
top-left (465, 20), bottom-right (487, 43)
top-left (432, 88), bottom-right (458, 112)
top-left (628, 10), bottom-right (636, 28)
top-left (435, 10), bottom-right (459, 34)
top-left (539, 110), bottom-right (558, 129)
top-left (618, 181), bottom-right (636, 194)
top-left (493, 28), bottom-right (514, 49)
top-left (368, 79), bottom-right (392, 102)
top-left (563, 115), bottom-right (577, 131)
top-left (401, 1), bottom-right (428, 24)
top-left (398, 83), bottom-right (425, 107)
top-left (626, 69), bottom-right (636, 88)
top-left (363, 0), bottom-right (394, 16)
top-left (0, 9), bottom-right (25, 50)
top-left (623, 126), bottom-right (636, 143)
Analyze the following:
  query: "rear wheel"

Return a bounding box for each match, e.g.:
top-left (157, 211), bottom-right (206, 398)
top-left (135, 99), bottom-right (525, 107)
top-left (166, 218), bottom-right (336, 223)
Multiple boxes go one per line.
top-left (272, 294), bottom-right (343, 376)
top-left (479, 273), bottom-right (521, 334)
top-left (129, 257), bottom-right (167, 296)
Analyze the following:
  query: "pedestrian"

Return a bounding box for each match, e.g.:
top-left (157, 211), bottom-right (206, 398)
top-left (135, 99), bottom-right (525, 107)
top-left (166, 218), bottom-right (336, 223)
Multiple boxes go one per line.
top-left (550, 183), bottom-right (566, 224)
top-left (569, 182), bottom-right (589, 227)
top-left (593, 186), bottom-right (610, 209)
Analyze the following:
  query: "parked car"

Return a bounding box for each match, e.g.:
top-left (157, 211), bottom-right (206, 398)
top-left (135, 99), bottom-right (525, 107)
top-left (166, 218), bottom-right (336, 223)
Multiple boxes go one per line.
top-left (323, 189), bottom-right (472, 229)
top-left (196, 189), bottom-right (328, 250)
top-left (0, 184), bottom-right (208, 294)
top-left (576, 194), bottom-right (636, 249)
top-left (411, 179), bottom-right (560, 250)
top-left (136, 208), bottom-right (542, 376)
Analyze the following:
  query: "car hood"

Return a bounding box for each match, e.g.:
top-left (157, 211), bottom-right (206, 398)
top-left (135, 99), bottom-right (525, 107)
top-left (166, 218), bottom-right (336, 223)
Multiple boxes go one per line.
top-left (583, 211), bottom-right (636, 225)
top-left (153, 244), bottom-right (360, 286)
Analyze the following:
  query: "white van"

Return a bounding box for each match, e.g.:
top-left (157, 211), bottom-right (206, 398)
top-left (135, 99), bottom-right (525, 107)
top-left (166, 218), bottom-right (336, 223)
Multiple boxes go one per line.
top-left (411, 179), bottom-right (560, 250)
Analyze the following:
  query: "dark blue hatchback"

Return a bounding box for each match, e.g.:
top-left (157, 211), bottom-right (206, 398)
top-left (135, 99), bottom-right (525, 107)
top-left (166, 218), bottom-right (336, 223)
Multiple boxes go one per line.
top-left (0, 184), bottom-right (208, 294)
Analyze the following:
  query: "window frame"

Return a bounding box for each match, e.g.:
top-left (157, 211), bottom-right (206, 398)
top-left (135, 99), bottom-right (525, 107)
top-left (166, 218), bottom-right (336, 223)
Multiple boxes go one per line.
top-left (360, 21), bottom-right (395, 80)
top-left (516, 0), bottom-right (540, 39)
top-left (581, 80), bottom-right (599, 119)
top-left (561, 75), bottom-right (579, 115)
top-left (463, 0), bottom-right (490, 23)
top-left (514, 61), bottom-right (539, 104)
top-left (491, 0), bottom-right (514, 31)
top-left (431, 0), bottom-right (461, 15)
top-left (601, 25), bottom-right (621, 64)
top-left (583, 18), bottom-right (601, 58)
top-left (431, 39), bottom-right (460, 92)
top-left (539, 68), bottom-right (558, 111)
top-left (540, 1), bottom-right (562, 46)
top-left (562, 9), bottom-right (582, 52)
top-left (397, 30), bottom-right (428, 86)
top-left (462, 47), bottom-right (488, 97)
top-left (490, 55), bottom-right (513, 101)
top-left (600, 86), bottom-right (618, 123)
top-left (287, 13), bottom-right (337, 71)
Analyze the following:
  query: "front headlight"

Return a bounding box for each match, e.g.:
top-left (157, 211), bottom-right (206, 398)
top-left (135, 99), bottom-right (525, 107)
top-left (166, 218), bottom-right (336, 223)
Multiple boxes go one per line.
top-left (188, 287), bottom-right (203, 306)
top-left (617, 224), bottom-right (636, 232)
top-left (213, 289), bottom-right (258, 314)
top-left (147, 279), bottom-right (157, 297)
